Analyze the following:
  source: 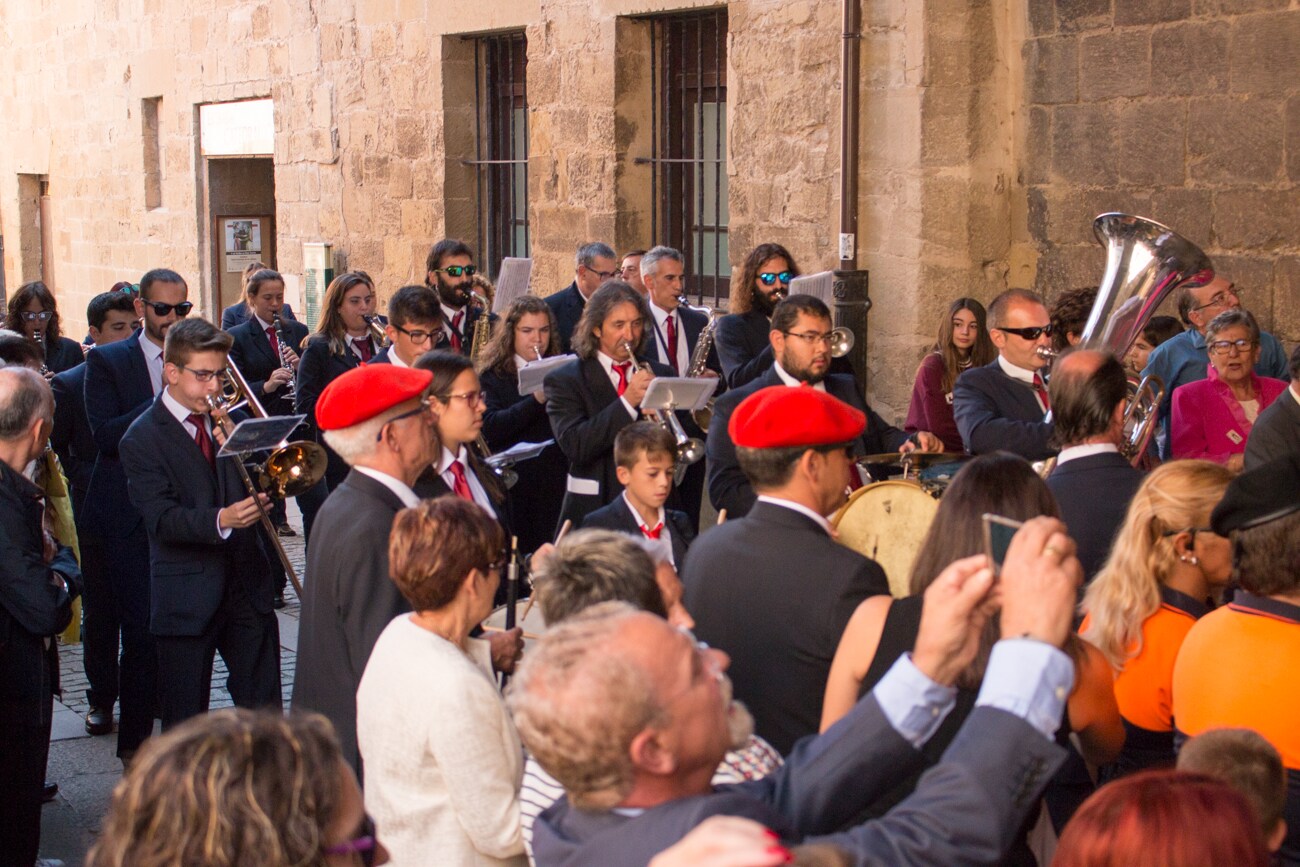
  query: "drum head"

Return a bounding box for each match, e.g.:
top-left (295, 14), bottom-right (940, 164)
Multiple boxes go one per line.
top-left (832, 481), bottom-right (940, 598)
top-left (481, 598), bottom-right (548, 651)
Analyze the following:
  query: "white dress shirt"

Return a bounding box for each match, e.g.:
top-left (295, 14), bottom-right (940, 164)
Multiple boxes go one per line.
top-left (1054, 442), bottom-right (1119, 467)
top-left (772, 360), bottom-right (826, 392)
top-left (161, 387), bottom-right (230, 538)
top-left (138, 328), bottom-right (165, 396)
top-left (622, 491), bottom-right (673, 565)
top-left (998, 354), bottom-right (1048, 413)
top-left (387, 347), bottom-right (411, 368)
top-left (755, 494), bottom-right (834, 534)
top-left (597, 351), bottom-right (639, 419)
top-left (346, 332), bottom-right (377, 362)
top-left (437, 444), bottom-right (498, 519)
top-left (353, 466), bottom-right (421, 508)
top-left (442, 302), bottom-right (469, 347)
top-left (649, 302), bottom-right (689, 374)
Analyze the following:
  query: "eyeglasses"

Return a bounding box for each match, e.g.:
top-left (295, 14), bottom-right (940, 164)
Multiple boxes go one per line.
top-left (324, 815), bottom-right (379, 867)
top-left (587, 268), bottom-right (620, 280)
top-left (392, 323), bottom-right (438, 344)
top-left (143, 300), bottom-right (194, 317)
top-left (179, 366), bottom-right (222, 383)
top-left (433, 265), bottom-right (477, 278)
top-left (757, 271), bottom-right (794, 287)
top-left (1192, 284), bottom-right (1238, 313)
top-left (996, 324), bottom-right (1054, 341)
top-left (1161, 526), bottom-right (1215, 541)
top-left (20, 310), bottom-right (53, 322)
top-left (1208, 338), bottom-right (1256, 356)
top-left (781, 330), bottom-right (835, 347)
top-left (443, 389), bottom-right (485, 406)
top-left (376, 399), bottom-right (433, 440)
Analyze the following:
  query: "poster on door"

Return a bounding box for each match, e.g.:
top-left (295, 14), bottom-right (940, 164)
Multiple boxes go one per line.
top-left (224, 218), bottom-right (263, 272)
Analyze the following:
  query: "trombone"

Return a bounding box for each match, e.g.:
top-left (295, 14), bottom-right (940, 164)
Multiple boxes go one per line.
top-left (207, 359), bottom-right (329, 596)
top-left (622, 340), bottom-right (704, 483)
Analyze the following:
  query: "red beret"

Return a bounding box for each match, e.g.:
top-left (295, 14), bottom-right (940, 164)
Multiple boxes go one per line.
top-left (316, 365), bottom-right (432, 431)
top-left (729, 385), bottom-right (865, 449)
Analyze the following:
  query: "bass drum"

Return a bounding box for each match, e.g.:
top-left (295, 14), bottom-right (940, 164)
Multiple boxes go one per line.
top-left (832, 480), bottom-right (941, 598)
top-left (481, 598), bottom-right (549, 652)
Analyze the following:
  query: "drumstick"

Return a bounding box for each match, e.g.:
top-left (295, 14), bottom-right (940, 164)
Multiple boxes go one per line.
top-left (482, 624), bottom-right (543, 641)
top-left (554, 519), bottom-right (572, 543)
top-left (716, 508), bottom-right (727, 525)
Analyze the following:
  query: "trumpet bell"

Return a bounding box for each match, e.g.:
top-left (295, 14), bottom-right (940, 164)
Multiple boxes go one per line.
top-left (677, 437), bottom-right (706, 467)
top-left (691, 405), bottom-right (713, 431)
top-left (256, 441), bottom-right (329, 498)
top-left (829, 327), bottom-right (855, 359)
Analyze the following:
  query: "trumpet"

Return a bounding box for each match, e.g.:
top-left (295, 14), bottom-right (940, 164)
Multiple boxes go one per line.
top-left (474, 435), bottom-right (519, 490)
top-left (362, 314), bottom-right (389, 348)
top-left (622, 340), bottom-right (704, 483)
top-left (828, 326), bottom-right (855, 359)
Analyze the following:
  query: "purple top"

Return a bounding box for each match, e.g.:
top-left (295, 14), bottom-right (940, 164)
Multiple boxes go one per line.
top-left (905, 352), bottom-right (964, 452)
top-left (1170, 364), bottom-right (1287, 464)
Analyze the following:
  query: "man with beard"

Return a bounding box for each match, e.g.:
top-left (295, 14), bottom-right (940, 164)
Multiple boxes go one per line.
top-left (425, 238), bottom-right (493, 356)
top-left (706, 294), bottom-right (939, 520)
top-left (545, 242), bottom-right (620, 353)
top-left (714, 243), bottom-right (797, 389)
top-left (84, 267), bottom-right (193, 765)
top-left (515, 528), bottom-right (783, 860)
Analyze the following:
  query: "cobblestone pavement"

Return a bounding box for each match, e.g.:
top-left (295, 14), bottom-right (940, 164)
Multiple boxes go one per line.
top-left (40, 504), bottom-right (307, 865)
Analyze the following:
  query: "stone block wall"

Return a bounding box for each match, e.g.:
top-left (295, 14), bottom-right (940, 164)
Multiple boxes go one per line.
top-left (1022, 0), bottom-right (1300, 342)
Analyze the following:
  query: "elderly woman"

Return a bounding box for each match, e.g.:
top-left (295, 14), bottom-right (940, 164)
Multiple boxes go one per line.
top-left (356, 497), bottom-right (526, 866)
top-left (1171, 309), bottom-right (1287, 471)
top-left (88, 709), bottom-right (390, 867)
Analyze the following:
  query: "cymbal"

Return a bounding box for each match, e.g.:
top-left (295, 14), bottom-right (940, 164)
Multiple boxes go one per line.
top-left (856, 452), bottom-right (972, 470)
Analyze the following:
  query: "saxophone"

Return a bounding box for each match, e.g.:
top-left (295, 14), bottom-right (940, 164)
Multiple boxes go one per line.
top-left (683, 299), bottom-right (720, 429)
top-left (468, 291), bottom-right (493, 363)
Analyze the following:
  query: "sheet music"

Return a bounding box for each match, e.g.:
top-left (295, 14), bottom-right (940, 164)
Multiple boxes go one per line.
top-left (642, 377), bottom-right (718, 412)
top-left (517, 353), bottom-right (576, 396)
top-left (493, 258), bottom-right (533, 312)
top-left (789, 270), bottom-right (834, 305)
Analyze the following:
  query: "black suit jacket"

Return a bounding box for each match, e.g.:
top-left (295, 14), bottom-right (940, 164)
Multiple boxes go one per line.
top-left (227, 317), bottom-right (311, 417)
top-left (42, 335), bottom-right (85, 374)
top-left (221, 300), bottom-right (297, 331)
top-left (706, 368), bottom-right (908, 520)
top-left (545, 282), bottom-right (587, 354)
top-left (714, 309), bottom-right (775, 389)
top-left (581, 497), bottom-right (695, 567)
top-left (50, 361), bottom-right (96, 518)
top-left (683, 501), bottom-right (890, 753)
top-left (83, 335), bottom-right (158, 538)
top-left (544, 355), bottom-right (678, 529)
top-left (643, 305), bottom-right (722, 378)
top-left (1045, 451), bottom-right (1144, 583)
top-left (296, 335), bottom-right (376, 489)
top-left (953, 360), bottom-right (1056, 460)
top-left (534, 701), bottom-right (1064, 867)
top-left (292, 469), bottom-right (412, 770)
top-left (119, 398), bottom-right (273, 636)
top-left (0, 463), bottom-right (80, 710)
top-left (1244, 389), bottom-right (1300, 470)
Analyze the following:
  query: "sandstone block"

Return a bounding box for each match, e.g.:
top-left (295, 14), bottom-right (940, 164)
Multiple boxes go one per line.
top-left (1079, 30), bottom-right (1151, 101)
top-left (1230, 11), bottom-right (1300, 94)
top-left (1151, 21), bottom-right (1230, 96)
top-left (1023, 35), bottom-right (1078, 104)
top-left (1193, 0), bottom-right (1286, 14)
top-left (1051, 103), bottom-right (1119, 185)
top-left (1028, 0), bottom-right (1056, 37)
top-left (1024, 106), bottom-right (1052, 186)
top-left (1272, 256), bottom-right (1300, 341)
top-left (1289, 97), bottom-right (1300, 182)
top-left (920, 86), bottom-right (973, 167)
top-left (1213, 189), bottom-right (1300, 249)
top-left (1149, 188), bottom-right (1214, 246)
top-left (1188, 96), bottom-right (1283, 185)
top-left (1115, 0), bottom-right (1191, 25)
top-left (1034, 243), bottom-right (1107, 294)
top-left (394, 115), bottom-right (426, 159)
top-left (1055, 0), bottom-right (1112, 33)
top-left (1117, 99), bottom-right (1187, 186)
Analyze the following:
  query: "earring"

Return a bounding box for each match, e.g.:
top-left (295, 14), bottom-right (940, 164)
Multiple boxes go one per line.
top-left (1180, 554), bottom-right (1199, 565)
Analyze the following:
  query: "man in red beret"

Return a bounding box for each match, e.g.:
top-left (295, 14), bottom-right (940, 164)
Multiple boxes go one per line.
top-left (682, 385), bottom-right (891, 755)
top-left (291, 363), bottom-right (441, 771)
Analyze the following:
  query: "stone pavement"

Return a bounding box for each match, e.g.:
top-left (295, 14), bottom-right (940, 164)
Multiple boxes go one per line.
top-left (38, 504), bottom-right (308, 865)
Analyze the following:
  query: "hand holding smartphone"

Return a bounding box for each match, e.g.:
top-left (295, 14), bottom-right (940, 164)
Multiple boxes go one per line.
top-left (982, 513), bottom-right (1024, 576)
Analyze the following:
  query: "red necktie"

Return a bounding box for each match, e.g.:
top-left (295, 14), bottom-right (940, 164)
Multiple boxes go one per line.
top-left (450, 311), bottom-right (464, 352)
top-left (665, 315), bottom-right (679, 374)
top-left (613, 362), bottom-right (632, 397)
top-left (1033, 373), bottom-right (1051, 412)
top-left (352, 337), bottom-right (373, 363)
top-left (187, 413), bottom-right (216, 469)
top-left (641, 522), bottom-right (663, 540)
top-left (448, 459), bottom-right (473, 500)
top-left (266, 325), bottom-right (281, 358)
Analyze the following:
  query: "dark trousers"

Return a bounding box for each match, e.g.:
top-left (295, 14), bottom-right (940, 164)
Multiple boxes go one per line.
top-left (155, 589), bottom-right (281, 730)
top-left (79, 534), bottom-right (121, 711)
top-left (110, 529), bottom-right (157, 757)
top-left (0, 678), bottom-right (54, 866)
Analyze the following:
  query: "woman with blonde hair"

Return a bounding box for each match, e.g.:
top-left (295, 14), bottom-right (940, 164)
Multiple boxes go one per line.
top-left (1080, 459), bottom-right (1234, 780)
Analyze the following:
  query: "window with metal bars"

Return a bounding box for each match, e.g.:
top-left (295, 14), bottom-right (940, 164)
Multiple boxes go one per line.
top-left (469, 31), bottom-right (529, 278)
top-left (648, 9), bottom-right (729, 306)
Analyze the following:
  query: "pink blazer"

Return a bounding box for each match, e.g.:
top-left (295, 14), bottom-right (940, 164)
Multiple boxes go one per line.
top-left (1170, 365), bottom-right (1288, 463)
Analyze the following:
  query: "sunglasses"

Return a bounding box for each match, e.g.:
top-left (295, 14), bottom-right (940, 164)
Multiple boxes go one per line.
top-left (143, 300), bottom-right (194, 317)
top-left (996, 324), bottom-right (1054, 341)
top-left (434, 265), bottom-right (477, 278)
top-left (757, 271), bottom-right (794, 287)
top-left (20, 310), bottom-right (54, 322)
top-left (324, 815), bottom-right (379, 866)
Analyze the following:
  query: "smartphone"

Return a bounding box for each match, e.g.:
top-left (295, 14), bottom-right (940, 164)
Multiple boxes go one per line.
top-left (982, 513), bottom-right (1024, 576)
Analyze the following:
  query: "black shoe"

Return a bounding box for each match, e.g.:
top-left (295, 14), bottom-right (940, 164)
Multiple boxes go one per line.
top-left (273, 592), bottom-right (287, 610)
top-left (42, 780), bottom-right (58, 802)
top-left (85, 706), bottom-right (114, 736)
top-left (276, 522), bottom-right (297, 537)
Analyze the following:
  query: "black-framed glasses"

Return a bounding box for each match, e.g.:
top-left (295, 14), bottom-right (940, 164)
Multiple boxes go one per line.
top-left (392, 323), bottom-right (438, 345)
top-left (143, 300), bottom-right (194, 317)
top-left (587, 268), bottom-right (620, 280)
top-left (781, 330), bottom-right (835, 347)
top-left (434, 265), bottom-right (477, 278)
top-left (1192, 284), bottom-right (1238, 313)
top-left (20, 310), bottom-right (54, 322)
top-left (757, 271), bottom-right (794, 287)
top-left (1208, 338), bottom-right (1256, 356)
top-left (324, 814), bottom-right (379, 866)
top-left (179, 366), bottom-right (222, 383)
top-left (996, 324), bottom-right (1054, 341)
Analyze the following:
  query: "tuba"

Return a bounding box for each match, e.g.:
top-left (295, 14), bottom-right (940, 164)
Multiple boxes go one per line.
top-left (1048, 213), bottom-right (1214, 465)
